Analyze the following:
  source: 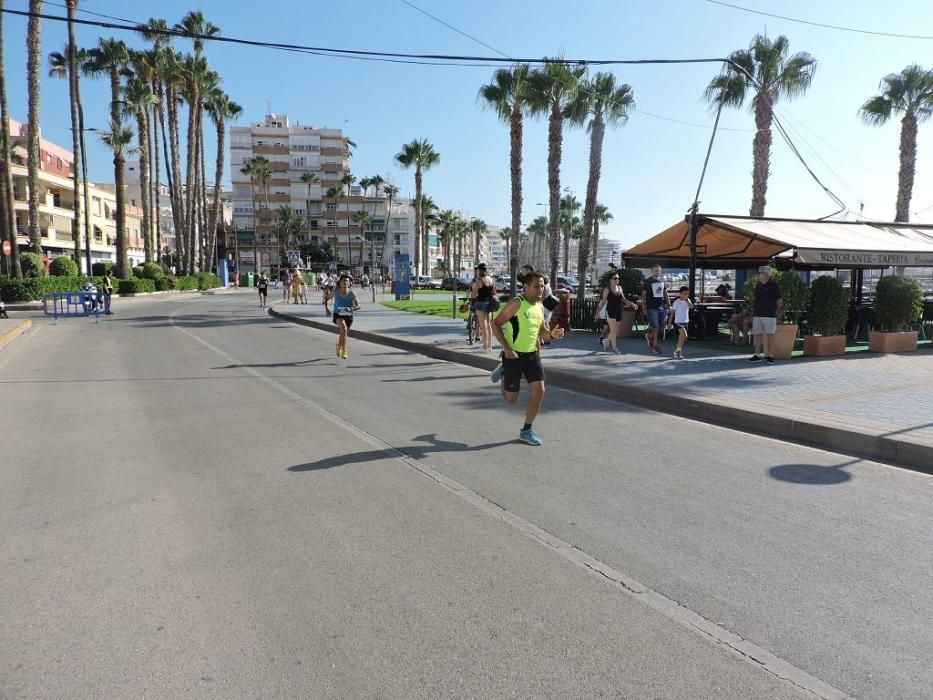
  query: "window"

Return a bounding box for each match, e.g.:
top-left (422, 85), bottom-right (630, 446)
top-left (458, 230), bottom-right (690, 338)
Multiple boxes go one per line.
top-left (326, 220), bottom-right (337, 228)
top-left (46, 153), bottom-right (53, 164)
top-left (325, 203), bottom-right (337, 212)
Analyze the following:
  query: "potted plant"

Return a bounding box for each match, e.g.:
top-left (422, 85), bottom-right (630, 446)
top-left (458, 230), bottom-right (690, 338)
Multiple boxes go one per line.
top-left (757, 269), bottom-right (809, 359)
top-left (804, 275), bottom-right (849, 356)
top-left (869, 275), bottom-right (922, 352)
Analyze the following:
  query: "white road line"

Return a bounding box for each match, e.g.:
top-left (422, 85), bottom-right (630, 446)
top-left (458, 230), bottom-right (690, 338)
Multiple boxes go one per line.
top-left (169, 301), bottom-right (853, 700)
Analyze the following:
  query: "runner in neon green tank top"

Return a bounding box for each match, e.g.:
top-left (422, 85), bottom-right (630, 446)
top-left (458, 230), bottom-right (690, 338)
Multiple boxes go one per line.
top-left (490, 271), bottom-right (565, 446)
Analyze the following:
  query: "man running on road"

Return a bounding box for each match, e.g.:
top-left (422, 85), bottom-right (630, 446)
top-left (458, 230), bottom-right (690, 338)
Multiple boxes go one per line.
top-left (489, 272), bottom-right (564, 446)
top-left (257, 273), bottom-right (269, 309)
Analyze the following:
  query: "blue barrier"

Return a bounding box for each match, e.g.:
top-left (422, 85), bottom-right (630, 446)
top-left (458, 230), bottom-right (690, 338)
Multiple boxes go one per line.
top-left (42, 291), bottom-right (102, 323)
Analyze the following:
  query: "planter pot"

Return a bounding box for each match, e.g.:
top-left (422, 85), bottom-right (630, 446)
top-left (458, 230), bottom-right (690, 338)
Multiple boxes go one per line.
top-left (771, 323), bottom-right (799, 360)
top-left (803, 334), bottom-right (846, 357)
top-left (618, 309), bottom-right (637, 337)
top-left (868, 330), bottom-right (918, 353)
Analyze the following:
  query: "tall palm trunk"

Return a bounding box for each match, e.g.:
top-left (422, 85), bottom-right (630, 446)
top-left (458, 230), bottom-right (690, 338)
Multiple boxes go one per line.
top-left (65, 0), bottom-right (82, 264)
top-left (509, 102), bottom-right (522, 295)
top-left (0, 0), bottom-right (21, 277)
top-left (197, 109), bottom-right (209, 271)
top-left (378, 191), bottom-right (394, 274)
top-left (546, 100), bottom-right (562, 283)
top-left (591, 219), bottom-right (600, 266)
top-left (151, 92), bottom-right (161, 262)
top-left (563, 230), bottom-right (570, 276)
top-left (167, 85), bottom-right (185, 271)
top-left (25, 0), bottom-right (43, 252)
top-left (144, 101), bottom-right (155, 261)
top-left (750, 94), bottom-right (772, 217)
top-left (78, 101), bottom-right (91, 274)
top-left (895, 114), bottom-right (917, 222)
top-left (113, 150), bottom-right (128, 277)
top-left (414, 168), bottom-right (422, 277)
top-left (135, 107), bottom-right (151, 263)
top-left (184, 84), bottom-right (199, 274)
top-left (578, 112), bottom-right (604, 300)
top-left (209, 115), bottom-right (225, 273)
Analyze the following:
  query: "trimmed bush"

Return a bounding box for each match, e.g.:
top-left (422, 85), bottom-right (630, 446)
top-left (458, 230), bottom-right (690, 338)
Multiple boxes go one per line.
top-left (117, 277), bottom-right (156, 295)
top-left (807, 275), bottom-right (849, 336)
top-left (139, 261), bottom-right (164, 280)
top-left (874, 275), bottom-right (923, 332)
top-left (92, 261), bottom-right (113, 276)
top-left (196, 271), bottom-right (221, 290)
top-left (175, 275), bottom-right (199, 291)
top-left (0, 274), bottom-right (91, 302)
top-left (131, 265), bottom-right (145, 278)
top-left (20, 252), bottom-right (47, 278)
top-left (154, 275), bottom-right (177, 291)
top-left (49, 256), bottom-right (79, 277)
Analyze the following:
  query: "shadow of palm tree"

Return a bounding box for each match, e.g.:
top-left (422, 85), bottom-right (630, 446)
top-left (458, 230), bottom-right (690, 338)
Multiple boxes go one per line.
top-left (288, 433), bottom-right (516, 472)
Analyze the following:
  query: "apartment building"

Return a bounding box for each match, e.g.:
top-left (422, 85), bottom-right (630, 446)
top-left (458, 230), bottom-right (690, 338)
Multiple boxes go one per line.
top-left (229, 113), bottom-right (388, 273)
top-left (6, 119), bottom-right (145, 268)
top-left (484, 226), bottom-right (509, 274)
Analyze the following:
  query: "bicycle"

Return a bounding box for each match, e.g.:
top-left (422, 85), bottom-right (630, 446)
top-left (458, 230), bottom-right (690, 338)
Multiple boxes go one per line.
top-left (459, 296), bottom-right (477, 344)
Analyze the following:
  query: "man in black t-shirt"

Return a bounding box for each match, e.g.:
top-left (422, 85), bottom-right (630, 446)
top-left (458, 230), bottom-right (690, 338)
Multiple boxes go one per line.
top-left (640, 264), bottom-right (670, 354)
top-left (748, 266), bottom-right (783, 364)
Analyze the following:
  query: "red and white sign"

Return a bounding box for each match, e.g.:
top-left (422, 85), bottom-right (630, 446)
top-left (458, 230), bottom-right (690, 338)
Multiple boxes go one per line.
top-left (1, 240), bottom-right (10, 255)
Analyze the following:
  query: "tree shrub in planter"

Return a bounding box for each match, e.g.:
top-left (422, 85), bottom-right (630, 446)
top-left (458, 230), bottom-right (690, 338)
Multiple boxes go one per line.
top-left (48, 256), bottom-right (79, 277)
top-left (20, 252), bottom-right (47, 277)
top-left (154, 275), bottom-right (177, 291)
top-left (92, 261), bottom-right (113, 276)
top-left (804, 275), bottom-right (849, 356)
top-left (869, 275), bottom-right (922, 352)
top-left (139, 261), bottom-right (165, 280)
top-left (116, 277), bottom-right (156, 295)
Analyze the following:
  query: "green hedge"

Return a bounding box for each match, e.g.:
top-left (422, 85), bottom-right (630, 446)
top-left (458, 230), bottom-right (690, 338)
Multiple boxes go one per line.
top-left (117, 277), bottom-right (156, 295)
top-left (0, 274), bottom-right (97, 301)
top-left (49, 256), bottom-right (79, 277)
top-left (20, 252), bottom-right (47, 278)
top-left (196, 271), bottom-right (221, 291)
top-left (92, 261), bottom-right (113, 276)
top-left (154, 275), bottom-right (177, 291)
top-left (139, 261), bottom-right (164, 280)
top-left (176, 275), bottom-right (198, 291)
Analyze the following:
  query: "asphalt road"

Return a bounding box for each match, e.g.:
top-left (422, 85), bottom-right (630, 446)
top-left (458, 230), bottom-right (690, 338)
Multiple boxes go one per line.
top-left (2, 291), bottom-right (931, 699)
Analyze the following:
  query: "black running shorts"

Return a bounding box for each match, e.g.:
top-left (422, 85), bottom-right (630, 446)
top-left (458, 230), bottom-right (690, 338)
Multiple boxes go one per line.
top-left (502, 351), bottom-right (544, 393)
top-left (333, 313), bottom-right (353, 328)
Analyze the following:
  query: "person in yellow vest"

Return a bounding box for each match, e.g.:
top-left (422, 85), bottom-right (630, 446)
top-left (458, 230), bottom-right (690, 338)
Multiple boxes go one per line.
top-left (101, 270), bottom-right (114, 315)
top-left (489, 271), bottom-right (564, 446)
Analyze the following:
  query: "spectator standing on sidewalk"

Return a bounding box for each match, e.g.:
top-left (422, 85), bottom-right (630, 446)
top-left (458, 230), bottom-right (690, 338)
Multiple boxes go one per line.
top-left (640, 264), bottom-right (669, 354)
top-left (596, 272), bottom-right (638, 353)
top-left (101, 270), bottom-right (114, 315)
top-left (671, 286), bottom-right (694, 359)
top-left (747, 266), bottom-right (783, 365)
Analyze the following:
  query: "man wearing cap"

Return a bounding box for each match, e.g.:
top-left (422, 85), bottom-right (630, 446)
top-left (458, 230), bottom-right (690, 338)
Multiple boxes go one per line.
top-left (747, 266), bottom-right (783, 364)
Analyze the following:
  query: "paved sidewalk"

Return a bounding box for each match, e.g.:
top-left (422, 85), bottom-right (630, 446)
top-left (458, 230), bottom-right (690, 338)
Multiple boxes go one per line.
top-left (0, 318), bottom-right (32, 351)
top-left (270, 292), bottom-right (933, 471)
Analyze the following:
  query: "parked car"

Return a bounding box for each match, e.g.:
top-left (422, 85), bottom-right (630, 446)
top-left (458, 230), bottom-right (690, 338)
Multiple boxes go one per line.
top-left (555, 275), bottom-right (580, 291)
top-left (413, 275), bottom-right (442, 289)
top-left (441, 276), bottom-right (472, 291)
top-left (494, 276), bottom-right (513, 292)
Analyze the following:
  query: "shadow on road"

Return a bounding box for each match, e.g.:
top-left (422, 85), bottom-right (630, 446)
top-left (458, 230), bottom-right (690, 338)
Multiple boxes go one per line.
top-left (768, 459), bottom-right (860, 485)
top-left (288, 433), bottom-right (516, 472)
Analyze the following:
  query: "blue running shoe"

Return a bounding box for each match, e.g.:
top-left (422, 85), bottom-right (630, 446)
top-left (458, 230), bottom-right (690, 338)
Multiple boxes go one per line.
top-left (490, 363), bottom-right (503, 384)
top-left (519, 428), bottom-right (542, 446)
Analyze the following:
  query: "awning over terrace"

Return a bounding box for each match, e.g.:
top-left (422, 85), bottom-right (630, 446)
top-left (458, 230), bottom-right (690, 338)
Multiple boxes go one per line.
top-left (623, 215), bottom-right (933, 269)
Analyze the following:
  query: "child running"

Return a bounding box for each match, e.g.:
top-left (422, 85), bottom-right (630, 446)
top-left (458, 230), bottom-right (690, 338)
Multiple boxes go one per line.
top-left (325, 273), bottom-right (361, 359)
top-left (671, 286), bottom-right (694, 359)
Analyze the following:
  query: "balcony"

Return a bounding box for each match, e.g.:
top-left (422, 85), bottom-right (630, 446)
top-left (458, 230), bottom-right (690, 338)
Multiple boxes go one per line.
top-left (252, 145), bottom-right (289, 155)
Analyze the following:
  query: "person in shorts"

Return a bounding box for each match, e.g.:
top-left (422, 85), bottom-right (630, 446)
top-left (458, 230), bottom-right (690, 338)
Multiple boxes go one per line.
top-left (671, 286), bottom-right (694, 359)
top-left (470, 263), bottom-right (496, 352)
top-left (489, 272), bottom-right (565, 446)
top-left (640, 263), bottom-right (669, 354)
top-left (325, 273), bottom-right (361, 359)
top-left (748, 266), bottom-right (783, 364)
top-left (256, 273), bottom-right (269, 308)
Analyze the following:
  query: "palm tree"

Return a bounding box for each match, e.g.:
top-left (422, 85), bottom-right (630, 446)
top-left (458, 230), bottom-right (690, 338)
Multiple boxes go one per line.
top-left (705, 34), bottom-right (816, 217)
top-left (436, 209), bottom-right (457, 275)
top-left (340, 172), bottom-right (356, 268)
top-left (300, 169), bottom-right (319, 238)
top-left (250, 156), bottom-right (271, 272)
top-left (352, 209), bottom-right (372, 268)
top-left (527, 59), bottom-right (586, 282)
top-left (326, 185), bottom-right (344, 265)
top-left (137, 19), bottom-right (171, 263)
top-left (395, 139), bottom-right (440, 276)
top-left (0, 0), bottom-right (22, 277)
top-left (859, 65), bottom-right (933, 222)
top-left (273, 205), bottom-right (303, 264)
top-left (591, 203), bottom-right (612, 266)
top-left (122, 78), bottom-right (157, 262)
top-left (240, 157), bottom-right (258, 273)
top-left (25, 0), bottom-right (43, 252)
top-left (471, 218), bottom-right (487, 267)
top-left (559, 194), bottom-right (580, 276)
top-left (571, 72), bottom-right (633, 299)
top-left (205, 89), bottom-right (241, 272)
top-left (99, 120), bottom-right (135, 278)
top-left (479, 63), bottom-right (530, 295)
top-left (526, 215), bottom-right (547, 270)
top-left (379, 183), bottom-right (399, 274)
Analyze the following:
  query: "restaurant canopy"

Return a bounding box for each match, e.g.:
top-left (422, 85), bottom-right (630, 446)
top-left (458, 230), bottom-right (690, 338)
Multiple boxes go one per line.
top-left (623, 215), bottom-right (933, 269)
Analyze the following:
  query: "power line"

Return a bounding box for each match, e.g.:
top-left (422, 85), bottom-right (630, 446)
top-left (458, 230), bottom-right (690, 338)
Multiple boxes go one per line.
top-left (706, 0), bottom-right (933, 41)
top-left (398, 0), bottom-right (510, 59)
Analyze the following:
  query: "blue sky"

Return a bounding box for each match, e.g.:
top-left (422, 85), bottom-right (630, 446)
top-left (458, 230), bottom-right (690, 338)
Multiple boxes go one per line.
top-left (4, 0), bottom-right (933, 246)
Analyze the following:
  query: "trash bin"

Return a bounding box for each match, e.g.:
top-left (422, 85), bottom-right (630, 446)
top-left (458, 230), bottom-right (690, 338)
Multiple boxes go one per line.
top-left (391, 281), bottom-right (397, 294)
top-left (242, 271), bottom-right (254, 287)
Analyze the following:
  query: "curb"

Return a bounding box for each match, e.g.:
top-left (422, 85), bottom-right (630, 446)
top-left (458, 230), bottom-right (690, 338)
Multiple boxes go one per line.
top-left (270, 307), bottom-right (933, 475)
top-left (0, 319), bottom-right (32, 351)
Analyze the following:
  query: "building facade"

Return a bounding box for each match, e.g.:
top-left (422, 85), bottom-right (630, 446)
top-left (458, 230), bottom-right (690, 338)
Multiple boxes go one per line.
top-left (229, 113), bottom-right (388, 274)
top-left (6, 119), bottom-right (145, 269)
